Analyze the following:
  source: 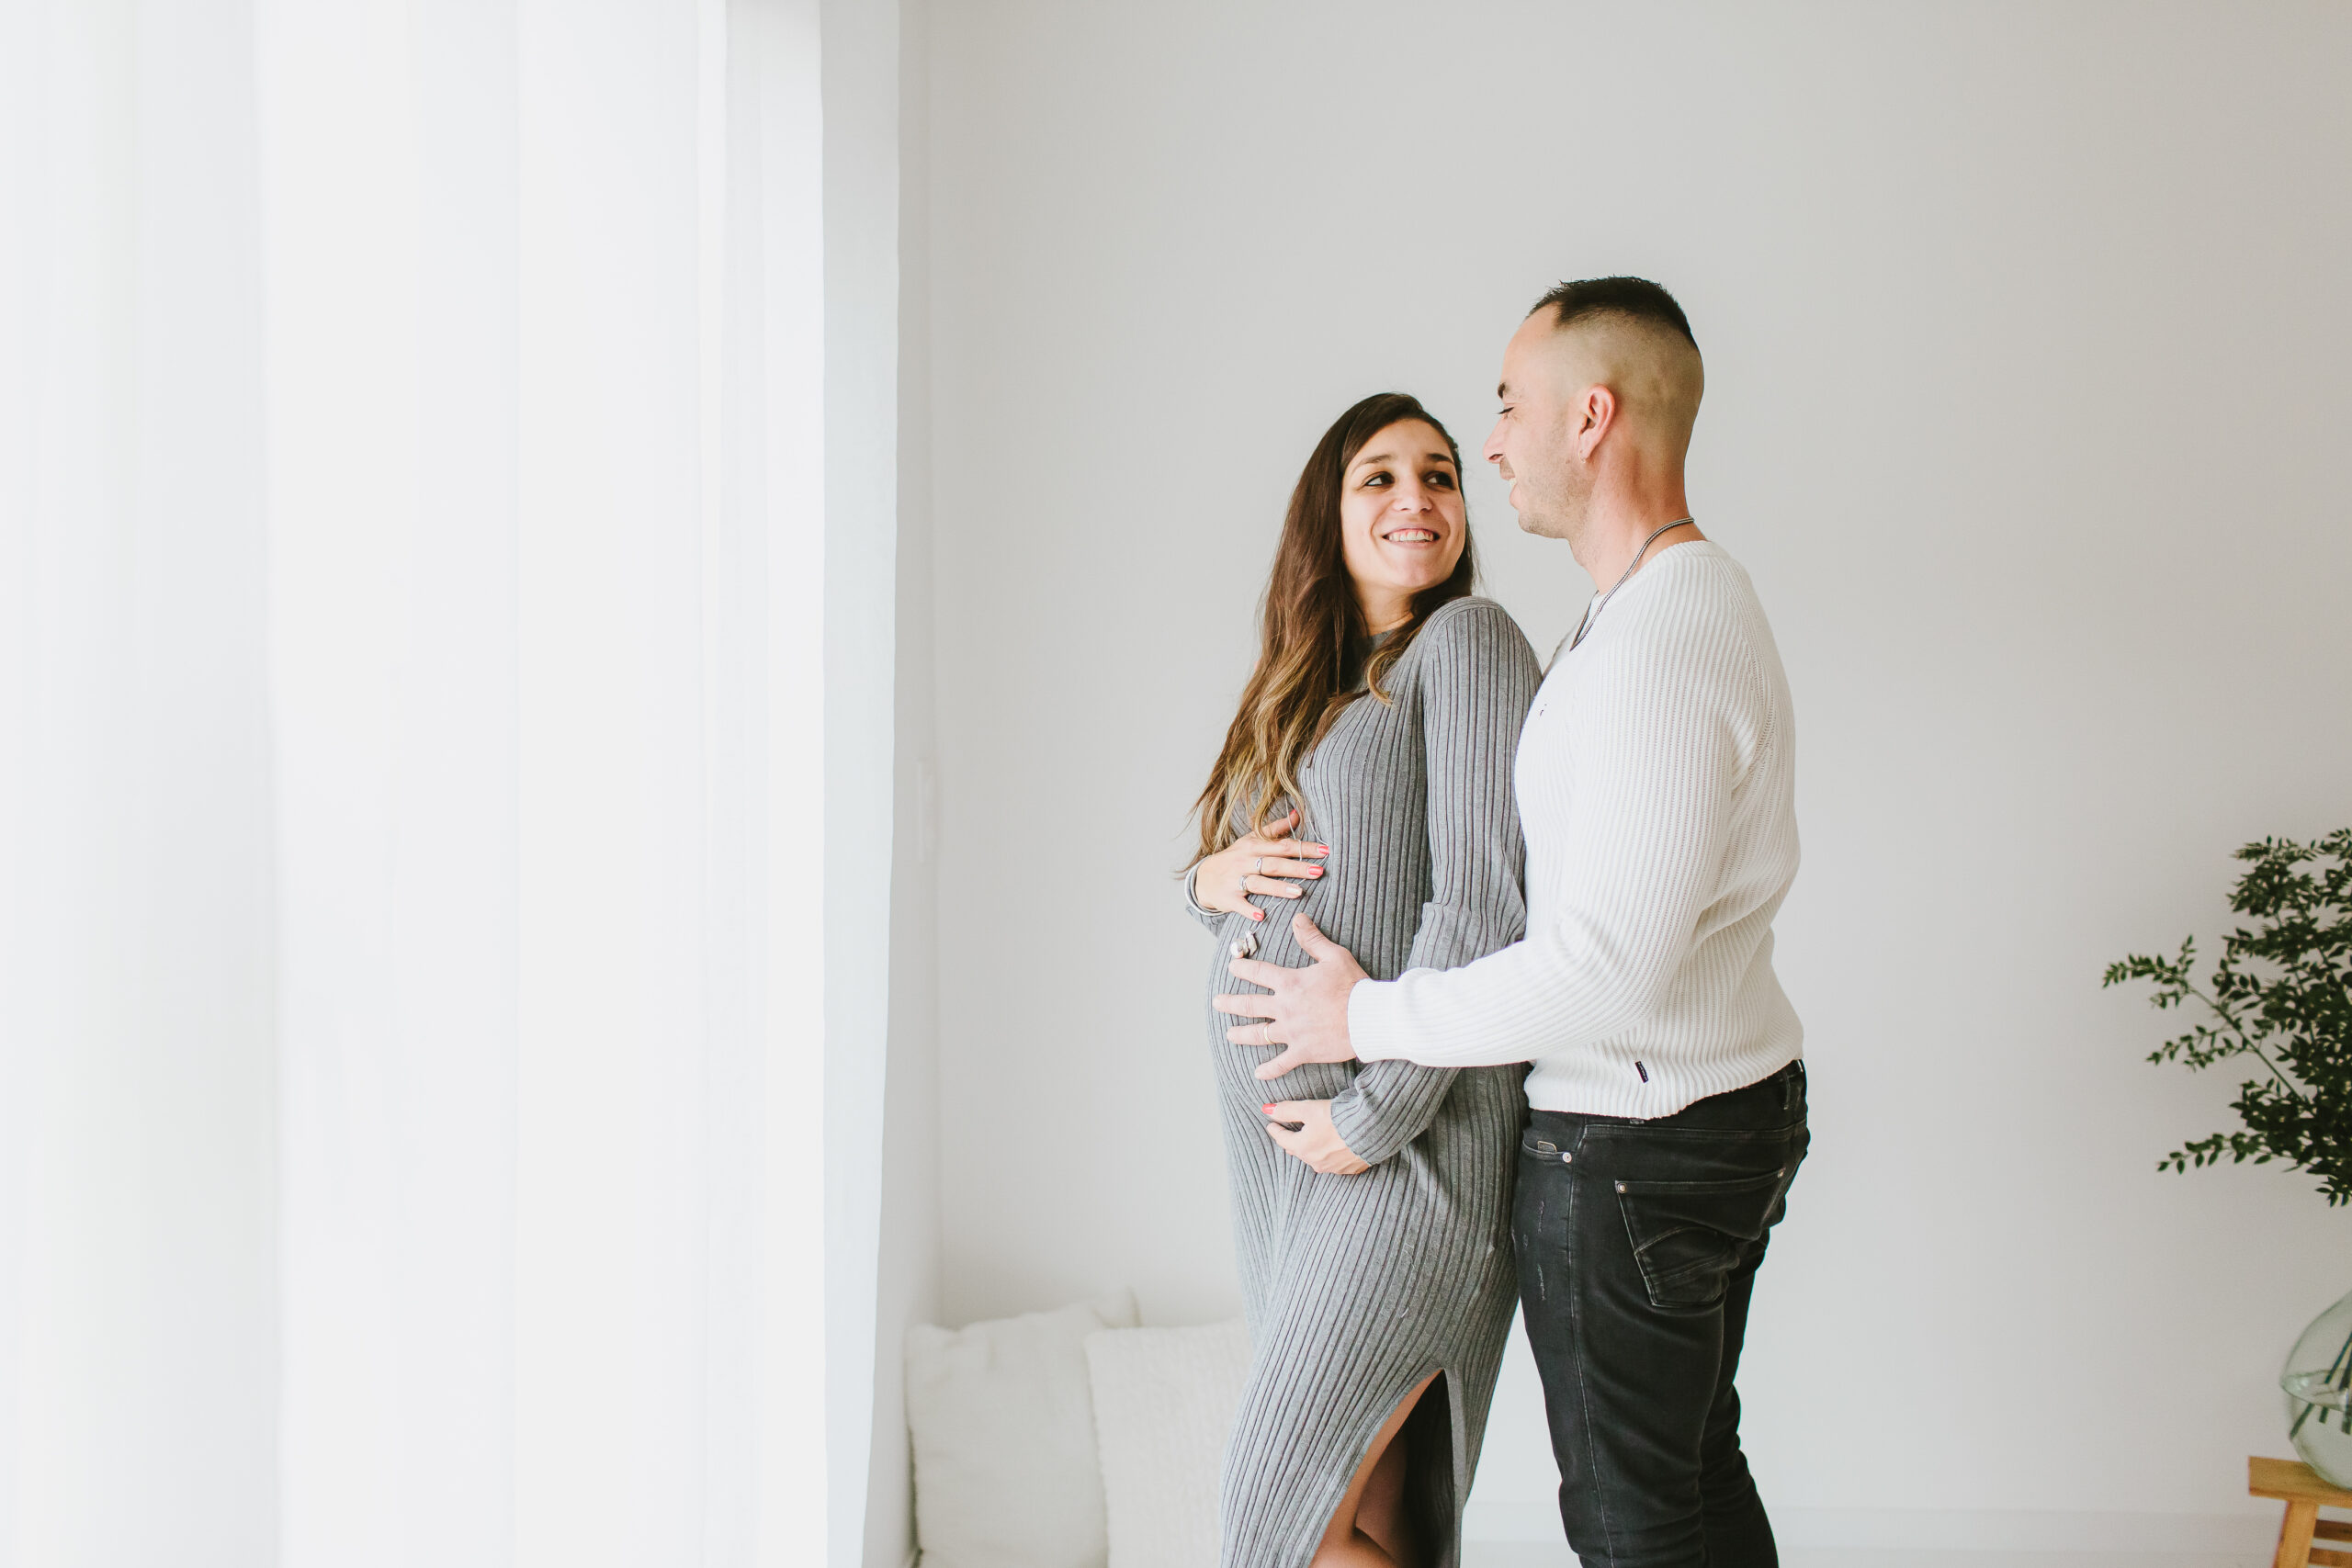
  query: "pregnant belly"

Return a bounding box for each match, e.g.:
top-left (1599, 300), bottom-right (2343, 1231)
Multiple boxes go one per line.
top-left (1199, 886), bottom-right (1409, 1109)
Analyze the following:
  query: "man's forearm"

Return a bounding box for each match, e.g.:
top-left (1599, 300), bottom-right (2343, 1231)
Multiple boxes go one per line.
top-left (1351, 935), bottom-right (1623, 1069)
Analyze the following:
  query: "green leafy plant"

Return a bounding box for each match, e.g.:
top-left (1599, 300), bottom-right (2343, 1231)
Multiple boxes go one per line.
top-left (2103, 829), bottom-right (2352, 1204)
top-left (2106, 830), bottom-right (2352, 1443)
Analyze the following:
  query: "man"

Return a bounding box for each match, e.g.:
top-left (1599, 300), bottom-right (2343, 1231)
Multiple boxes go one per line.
top-left (1217, 276), bottom-right (1805, 1568)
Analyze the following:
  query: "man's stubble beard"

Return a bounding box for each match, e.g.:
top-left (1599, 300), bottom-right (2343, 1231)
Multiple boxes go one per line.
top-left (1510, 467), bottom-right (1589, 545)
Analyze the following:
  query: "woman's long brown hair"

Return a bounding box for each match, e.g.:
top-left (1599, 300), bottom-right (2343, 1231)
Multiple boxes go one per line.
top-left (1192, 393), bottom-right (1476, 862)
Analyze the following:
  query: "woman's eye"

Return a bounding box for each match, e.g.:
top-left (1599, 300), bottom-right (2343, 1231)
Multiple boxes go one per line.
top-left (1427, 470), bottom-right (1457, 489)
top-left (1363, 472), bottom-right (1390, 487)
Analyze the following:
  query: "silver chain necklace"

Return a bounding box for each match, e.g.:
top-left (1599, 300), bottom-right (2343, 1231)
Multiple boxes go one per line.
top-left (1565, 516), bottom-right (1694, 654)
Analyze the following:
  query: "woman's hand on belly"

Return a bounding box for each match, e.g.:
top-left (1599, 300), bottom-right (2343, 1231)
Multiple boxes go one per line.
top-left (1191, 809), bottom-right (1329, 921)
top-left (1260, 1100), bottom-right (1370, 1176)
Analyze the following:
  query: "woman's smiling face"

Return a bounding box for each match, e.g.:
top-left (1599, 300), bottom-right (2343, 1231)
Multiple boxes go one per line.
top-left (1338, 419), bottom-right (1468, 630)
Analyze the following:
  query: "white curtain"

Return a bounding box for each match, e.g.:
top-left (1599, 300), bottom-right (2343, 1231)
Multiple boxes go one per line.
top-left (0, 1), bottom-right (885, 1563)
top-left (0, 6), bottom-right (277, 1564)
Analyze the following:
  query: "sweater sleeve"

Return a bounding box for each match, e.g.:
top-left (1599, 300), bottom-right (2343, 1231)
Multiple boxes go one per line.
top-left (1327, 602), bottom-right (1541, 1164)
top-left (1182, 863), bottom-right (1226, 931)
top-left (1348, 592), bottom-right (1755, 1069)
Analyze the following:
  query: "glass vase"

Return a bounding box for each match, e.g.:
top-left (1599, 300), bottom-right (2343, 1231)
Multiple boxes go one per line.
top-left (2282, 1288), bottom-right (2352, 1486)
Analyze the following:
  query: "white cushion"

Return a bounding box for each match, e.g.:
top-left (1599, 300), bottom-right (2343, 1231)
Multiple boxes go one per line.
top-left (1083, 1320), bottom-right (1252, 1568)
top-left (906, 1290), bottom-right (1137, 1568)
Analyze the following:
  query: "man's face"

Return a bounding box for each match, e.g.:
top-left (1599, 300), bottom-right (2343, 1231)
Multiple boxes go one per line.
top-left (1481, 309), bottom-right (1589, 541)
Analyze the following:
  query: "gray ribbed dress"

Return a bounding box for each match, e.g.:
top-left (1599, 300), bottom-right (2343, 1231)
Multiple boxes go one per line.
top-left (1193, 595), bottom-right (1543, 1568)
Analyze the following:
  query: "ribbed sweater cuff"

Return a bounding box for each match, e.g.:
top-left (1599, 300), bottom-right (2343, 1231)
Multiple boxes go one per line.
top-left (1347, 979), bottom-right (1406, 1063)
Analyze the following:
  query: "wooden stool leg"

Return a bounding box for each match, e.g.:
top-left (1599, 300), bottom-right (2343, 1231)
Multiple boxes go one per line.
top-left (2281, 1500), bottom-right (2323, 1568)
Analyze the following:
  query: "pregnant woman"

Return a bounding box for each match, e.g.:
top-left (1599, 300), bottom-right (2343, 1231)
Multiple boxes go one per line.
top-left (1184, 392), bottom-right (1542, 1568)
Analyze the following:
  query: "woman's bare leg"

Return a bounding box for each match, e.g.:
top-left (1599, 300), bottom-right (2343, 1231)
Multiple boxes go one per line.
top-left (1309, 1371), bottom-right (1440, 1568)
top-left (1352, 1423), bottom-right (1415, 1563)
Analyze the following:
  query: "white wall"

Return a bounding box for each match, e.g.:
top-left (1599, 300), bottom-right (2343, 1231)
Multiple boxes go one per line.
top-left (920, 0), bottom-right (2352, 1534)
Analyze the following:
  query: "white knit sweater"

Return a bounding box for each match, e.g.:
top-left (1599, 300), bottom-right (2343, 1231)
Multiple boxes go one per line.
top-left (1348, 540), bottom-right (1803, 1117)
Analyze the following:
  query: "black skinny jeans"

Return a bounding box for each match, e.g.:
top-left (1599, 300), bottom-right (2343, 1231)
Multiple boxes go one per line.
top-left (1512, 1060), bottom-right (1808, 1568)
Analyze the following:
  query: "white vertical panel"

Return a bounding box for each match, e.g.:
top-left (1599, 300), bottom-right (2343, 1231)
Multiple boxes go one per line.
top-left (259, 2), bottom-right (423, 1556)
top-left (5, 4), bottom-right (881, 1564)
top-left (699, 0), bottom-right (766, 1561)
top-left (515, 1), bottom-right (711, 1563)
top-left (266, 0), bottom-right (851, 1556)
top-left (396, 0), bottom-right (521, 1557)
top-left (0, 3), bottom-right (277, 1565)
top-left (262, 0), bottom-right (520, 1562)
top-left (746, 0), bottom-right (832, 1556)
top-left (0, 5), bottom-right (31, 1551)
top-left (815, 1), bottom-right (899, 1560)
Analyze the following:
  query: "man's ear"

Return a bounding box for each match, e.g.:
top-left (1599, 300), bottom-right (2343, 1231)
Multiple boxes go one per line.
top-left (1574, 384), bottom-right (1617, 460)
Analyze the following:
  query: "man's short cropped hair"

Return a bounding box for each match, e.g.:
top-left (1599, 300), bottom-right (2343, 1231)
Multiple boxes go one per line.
top-left (1529, 276), bottom-right (1698, 353)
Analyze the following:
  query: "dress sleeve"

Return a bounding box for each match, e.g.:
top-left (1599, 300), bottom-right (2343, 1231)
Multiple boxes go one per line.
top-left (1327, 602), bottom-right (1542, 1165)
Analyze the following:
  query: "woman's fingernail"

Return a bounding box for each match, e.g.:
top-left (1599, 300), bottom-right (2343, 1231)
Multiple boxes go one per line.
top-left (1261, 1104), bottom-right (1276, 1112)
top-left (1307, 868), bottom-right (1323, 877)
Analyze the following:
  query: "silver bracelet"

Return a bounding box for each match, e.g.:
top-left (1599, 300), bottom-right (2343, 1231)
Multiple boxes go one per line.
top-left (1183, 863), bottom-right (1218, 917)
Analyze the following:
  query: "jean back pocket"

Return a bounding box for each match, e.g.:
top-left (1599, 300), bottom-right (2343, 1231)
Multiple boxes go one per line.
top-left (1613, 1168), bottom-right (1792, 1314)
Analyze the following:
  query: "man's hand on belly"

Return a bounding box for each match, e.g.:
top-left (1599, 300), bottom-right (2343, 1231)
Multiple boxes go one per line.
top-left (1215, 913), bottom-right (1367, 1080)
